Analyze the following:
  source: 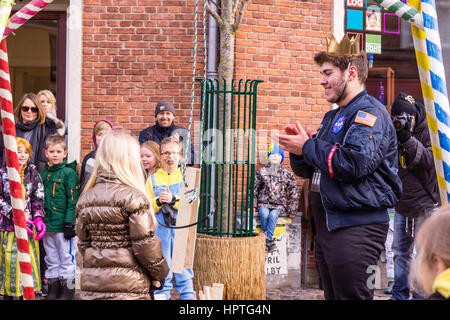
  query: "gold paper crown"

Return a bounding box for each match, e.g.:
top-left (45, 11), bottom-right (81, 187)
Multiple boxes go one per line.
top-left (327, 34), bottom-right (361, 56)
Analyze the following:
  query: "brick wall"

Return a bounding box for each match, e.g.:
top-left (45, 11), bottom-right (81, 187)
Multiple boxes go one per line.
top-left (81, 0), bottom-right (333, 285)
top-left (81, 0), bottom-right (205, 155)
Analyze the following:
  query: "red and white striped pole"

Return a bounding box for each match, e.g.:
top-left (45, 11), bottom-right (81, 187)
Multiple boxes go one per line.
top-left (0, 37), bottom-right (35, 300)
top-left (2, 0), bottom-right (54, 40)
top-left (0, 0), bottom-right (56, 300)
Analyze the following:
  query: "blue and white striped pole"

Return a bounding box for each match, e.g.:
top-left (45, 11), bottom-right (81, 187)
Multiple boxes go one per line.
top-left (406, 0), bottom-right (447, 204)
top-left (420, 0), bottom-right (450, 202)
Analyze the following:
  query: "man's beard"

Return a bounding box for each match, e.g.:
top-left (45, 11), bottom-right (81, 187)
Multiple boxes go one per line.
top-left (329, 77), bottom-right (347, 104)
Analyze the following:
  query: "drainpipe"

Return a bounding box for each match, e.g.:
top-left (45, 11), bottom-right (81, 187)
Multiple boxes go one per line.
top-left (206, 3), bottom-right (218, 223)
top-left (207, 2), bottom-right (218, 79)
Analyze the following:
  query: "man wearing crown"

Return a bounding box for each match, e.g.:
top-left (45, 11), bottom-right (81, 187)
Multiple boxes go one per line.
top-left (275, 35), bottom-right (403, 299)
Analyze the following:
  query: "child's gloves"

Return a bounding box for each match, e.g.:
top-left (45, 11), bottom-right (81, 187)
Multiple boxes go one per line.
top-left (33, 217), bottom-right (46, 240)
top-left (63, 223), bottom-right (76, 239)
top-left (12, 217), bottom-right (35, 237)
top-left (160, 204), bottom-right (177, 227)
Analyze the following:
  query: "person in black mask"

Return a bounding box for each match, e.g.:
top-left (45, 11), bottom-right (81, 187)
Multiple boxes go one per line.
top-left (138, 100), bottom-right (195, 165)
top-left (390, 92), bottom-right (441, 300)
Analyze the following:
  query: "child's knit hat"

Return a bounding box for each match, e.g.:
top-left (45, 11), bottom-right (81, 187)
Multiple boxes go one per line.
top-left (267, 143), bottom-right (285, 163)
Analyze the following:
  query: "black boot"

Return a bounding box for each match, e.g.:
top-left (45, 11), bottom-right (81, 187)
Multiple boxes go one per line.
top-left (57, 279), bottom-right (75, 300)
top-left (40, 278), bottom-right (48, 297)
top-left (46, 278), bottom-right (61, 300)
top-left (267, 240), bottom-right (279, 253)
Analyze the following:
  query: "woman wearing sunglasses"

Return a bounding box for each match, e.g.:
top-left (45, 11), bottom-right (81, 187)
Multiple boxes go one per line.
top-left (1, 93), bottom-right (58, 173)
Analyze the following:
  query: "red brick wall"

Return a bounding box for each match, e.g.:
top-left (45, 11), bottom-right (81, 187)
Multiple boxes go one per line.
top-left (81, 0), bottom-right (333, 284)
top-left (81, 0), bottom-right (205, 156)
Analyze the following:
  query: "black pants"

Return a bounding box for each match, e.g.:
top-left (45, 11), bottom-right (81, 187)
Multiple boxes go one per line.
top-left (39, 239), bottom-right (47, 281)
top-left (311, 192), bottom-right (388, 300)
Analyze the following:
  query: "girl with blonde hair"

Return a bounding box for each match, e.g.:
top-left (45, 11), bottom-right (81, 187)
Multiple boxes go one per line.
top-left (37, 89), bottom-right (65, 136)
top-left (411, 206), bottom-right (450, 300)
top-left (37, 90), bottom-right (57, 114)
top-left (76, 131), bottom-right (169, 300)
top-left (0, 137), bottom-right (46, 299)
top-left (140, 140), bottom-right (161, 179)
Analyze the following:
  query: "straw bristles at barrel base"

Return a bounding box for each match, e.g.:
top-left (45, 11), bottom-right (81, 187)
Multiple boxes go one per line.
top-left (193, 232), bottom-right (266, 300)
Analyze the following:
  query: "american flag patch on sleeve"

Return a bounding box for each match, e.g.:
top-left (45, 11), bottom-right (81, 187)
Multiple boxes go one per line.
top-left (354, 110), bottom-right (377, 127)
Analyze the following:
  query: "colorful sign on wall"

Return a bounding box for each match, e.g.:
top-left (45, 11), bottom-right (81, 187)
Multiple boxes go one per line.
top-left (365, 34), bottom-right (382, 54)
top-left (347, 0), bottom-right (364, 8)
top-left (345, 0), bottom-right (393, 55)
top-left (366, 9), bottom-right (381, 32)
top-left (346, 9), bottom-right (364, 30)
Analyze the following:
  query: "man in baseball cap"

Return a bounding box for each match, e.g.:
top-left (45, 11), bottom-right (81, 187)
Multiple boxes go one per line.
top-left (139, 100), bottom-right (195, 165)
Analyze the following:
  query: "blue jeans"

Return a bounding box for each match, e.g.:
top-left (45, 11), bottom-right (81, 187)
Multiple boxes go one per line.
top-left (259, 207), bottom-right (280, 243)
top-left (154, 212), bottom-right (194, 300)
top-left (391, 213), bottom-right (425, 300)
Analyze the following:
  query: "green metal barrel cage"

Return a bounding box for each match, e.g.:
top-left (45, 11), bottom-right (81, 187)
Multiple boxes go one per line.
top-left (195, 78), bottom-right (263, 237)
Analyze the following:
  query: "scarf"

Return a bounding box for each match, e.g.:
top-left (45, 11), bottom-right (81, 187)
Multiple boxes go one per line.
top-left (16, 119), bottom-right (40, 132)
top-left (432, 268), bottom-right (450, 299)
top-left (16, 119), bottom-right (52, 172)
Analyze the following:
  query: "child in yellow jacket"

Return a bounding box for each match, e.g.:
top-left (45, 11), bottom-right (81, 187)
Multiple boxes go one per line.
top-left (145, 136), bottom-right (194, 300)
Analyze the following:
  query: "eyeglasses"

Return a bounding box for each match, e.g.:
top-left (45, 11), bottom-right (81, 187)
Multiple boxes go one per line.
top-left (21, 106), bottom-right (39, 113)
top-left (161, 151), bottom-right (180, 157)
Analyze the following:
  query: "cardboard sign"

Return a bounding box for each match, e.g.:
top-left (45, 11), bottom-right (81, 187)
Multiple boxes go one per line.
top-left (171, 167), bottom-right (201, 273)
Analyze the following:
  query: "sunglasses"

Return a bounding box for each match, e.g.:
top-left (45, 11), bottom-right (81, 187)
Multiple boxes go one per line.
top-left (21, 106), bottom-right (39, 113)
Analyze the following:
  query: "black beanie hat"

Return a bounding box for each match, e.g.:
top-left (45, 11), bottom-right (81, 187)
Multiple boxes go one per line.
top-left (155, 100), bottom-right (176, 117)
top-left (391, 92), bottom-right (417, 117)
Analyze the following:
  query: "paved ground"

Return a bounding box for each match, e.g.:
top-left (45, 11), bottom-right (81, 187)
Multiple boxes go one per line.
top-left (266, 286), bottom-right (325, 300)
top-left (31, 285), bottom-right (391, 300)
top-left (265, 286), bottom-right (391, 300)
top-left (168, 285), bottom-right (391, 300)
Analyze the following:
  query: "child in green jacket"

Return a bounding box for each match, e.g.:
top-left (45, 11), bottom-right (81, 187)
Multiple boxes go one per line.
top-left (40, 134), bottom-right (79, 300)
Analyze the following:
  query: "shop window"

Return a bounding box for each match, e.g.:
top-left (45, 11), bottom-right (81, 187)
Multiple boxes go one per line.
top-left (345, 0), bottom-right (450, 108)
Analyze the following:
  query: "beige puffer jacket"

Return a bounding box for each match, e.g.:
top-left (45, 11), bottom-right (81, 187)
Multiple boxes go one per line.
top-left (76, 172), bottom-right (169, 300)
